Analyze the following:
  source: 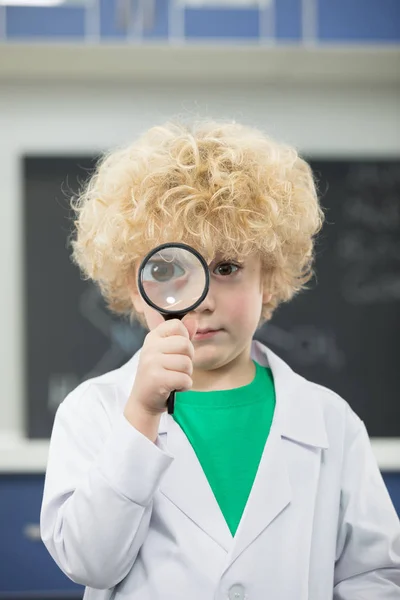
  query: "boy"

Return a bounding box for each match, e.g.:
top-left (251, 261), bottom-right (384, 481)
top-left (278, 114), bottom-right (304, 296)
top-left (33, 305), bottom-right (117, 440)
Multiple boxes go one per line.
top-left (41, 121), bottom-right (400, 599)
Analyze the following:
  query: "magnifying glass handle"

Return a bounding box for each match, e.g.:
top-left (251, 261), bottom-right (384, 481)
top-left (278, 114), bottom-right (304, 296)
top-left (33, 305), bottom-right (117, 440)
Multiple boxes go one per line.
top-left (166, 390), bottom-right (175, 415)
top-left (163, 312), bottom-right (186, 415)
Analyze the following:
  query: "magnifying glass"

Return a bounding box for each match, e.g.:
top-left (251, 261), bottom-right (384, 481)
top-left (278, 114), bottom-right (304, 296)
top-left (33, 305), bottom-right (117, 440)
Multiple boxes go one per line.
top-left (138, 242), bottom-right (210, 414)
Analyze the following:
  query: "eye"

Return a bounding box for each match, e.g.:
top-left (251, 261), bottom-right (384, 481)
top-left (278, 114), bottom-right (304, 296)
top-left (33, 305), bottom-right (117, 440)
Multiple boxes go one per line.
top-left (142, 260), bottom-right (186, 283)
top-left (213, 262), bottom-right (241, 276)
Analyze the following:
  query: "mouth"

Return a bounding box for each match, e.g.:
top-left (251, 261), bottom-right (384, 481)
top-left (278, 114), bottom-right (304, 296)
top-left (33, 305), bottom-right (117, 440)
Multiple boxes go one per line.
top-left (193, 329), bottom-right (222, 341)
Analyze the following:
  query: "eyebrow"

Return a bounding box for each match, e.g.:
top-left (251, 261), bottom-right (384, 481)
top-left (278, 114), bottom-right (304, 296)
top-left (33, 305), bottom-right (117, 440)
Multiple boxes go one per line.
top-left (208, 255), bottom-right (242, 265)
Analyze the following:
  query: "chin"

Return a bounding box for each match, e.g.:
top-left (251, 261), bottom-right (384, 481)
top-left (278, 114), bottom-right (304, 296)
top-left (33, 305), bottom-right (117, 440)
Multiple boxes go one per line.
top-left (193, 351), bottom-right (226, 371)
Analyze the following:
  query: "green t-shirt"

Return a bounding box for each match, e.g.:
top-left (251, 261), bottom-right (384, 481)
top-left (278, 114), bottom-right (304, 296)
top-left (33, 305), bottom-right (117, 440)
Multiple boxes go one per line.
top-left (173, 360), bottom-right (276, 536)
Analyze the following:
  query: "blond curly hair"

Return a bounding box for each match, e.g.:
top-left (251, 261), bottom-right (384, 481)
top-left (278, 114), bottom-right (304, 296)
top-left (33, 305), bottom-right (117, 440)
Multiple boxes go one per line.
top-left (71, 120), bottom-right (323, 327)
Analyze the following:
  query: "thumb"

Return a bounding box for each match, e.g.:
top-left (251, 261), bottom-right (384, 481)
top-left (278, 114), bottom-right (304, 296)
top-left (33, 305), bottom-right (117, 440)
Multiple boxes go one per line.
top-left (182, 314), bottom-right (198, 341)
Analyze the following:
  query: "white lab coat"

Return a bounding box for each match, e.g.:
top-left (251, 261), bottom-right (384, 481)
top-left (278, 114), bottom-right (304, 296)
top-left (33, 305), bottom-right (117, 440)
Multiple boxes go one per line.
top-left (40, 341), bottom-right (400, 600)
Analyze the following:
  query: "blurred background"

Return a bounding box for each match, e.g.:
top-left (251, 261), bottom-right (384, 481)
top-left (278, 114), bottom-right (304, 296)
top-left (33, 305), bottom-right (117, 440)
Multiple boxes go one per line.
top-left (0, 0), bottom-right (399, 597)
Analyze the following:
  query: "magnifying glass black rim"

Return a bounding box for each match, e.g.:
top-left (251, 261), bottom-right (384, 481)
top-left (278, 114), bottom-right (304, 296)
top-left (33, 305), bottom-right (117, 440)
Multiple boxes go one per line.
top-left (138, 242), bottom-right (210, 316)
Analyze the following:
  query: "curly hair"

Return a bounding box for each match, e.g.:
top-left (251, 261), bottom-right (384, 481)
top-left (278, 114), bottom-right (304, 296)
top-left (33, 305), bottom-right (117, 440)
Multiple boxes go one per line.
top-left (71, 120), bottom-right (324, 326)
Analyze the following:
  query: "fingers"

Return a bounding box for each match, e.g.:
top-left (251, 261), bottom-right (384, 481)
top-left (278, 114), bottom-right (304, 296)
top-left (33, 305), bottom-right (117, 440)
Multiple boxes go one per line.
top-left (157, 319), bottom-right (190, 339)
top-left (162, 354), bottom-right (193, 377)
top-left (163, 372), bottom-right (193, 394)
top-left (158, 335), bottom-right (194, 360)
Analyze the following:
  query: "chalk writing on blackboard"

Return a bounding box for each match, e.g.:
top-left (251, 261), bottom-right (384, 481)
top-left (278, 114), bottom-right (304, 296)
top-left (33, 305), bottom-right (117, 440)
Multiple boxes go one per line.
top-left (345, 163), bottom-right (400, 188)
top-left (337, 231), bottom-right (400, 303)
top-left (47, 286), bottom-right (145, 413)
top-left (259, 323), bottom-right (345, 369)
top-left (78, 286), bottom-right (145, 379)
top-left (337, 162), bottom-right (400, 304)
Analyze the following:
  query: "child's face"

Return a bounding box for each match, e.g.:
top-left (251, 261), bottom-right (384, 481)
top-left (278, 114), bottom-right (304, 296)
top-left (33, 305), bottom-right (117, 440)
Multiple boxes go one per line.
top-left (130, 252), bottom-right (271, 374)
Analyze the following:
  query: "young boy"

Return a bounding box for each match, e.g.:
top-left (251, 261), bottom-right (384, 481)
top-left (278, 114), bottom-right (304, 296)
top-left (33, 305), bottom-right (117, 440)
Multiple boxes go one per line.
top-left (41, 121), bottom-right (400, 600)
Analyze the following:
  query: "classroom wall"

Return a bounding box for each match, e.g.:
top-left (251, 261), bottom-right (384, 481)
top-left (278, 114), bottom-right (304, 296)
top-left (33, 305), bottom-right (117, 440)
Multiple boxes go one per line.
top-left (0, 79), bottom-right (399, 456)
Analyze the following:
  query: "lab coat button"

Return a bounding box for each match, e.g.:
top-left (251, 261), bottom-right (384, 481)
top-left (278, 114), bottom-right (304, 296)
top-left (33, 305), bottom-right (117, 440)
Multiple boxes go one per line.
top-left (228, 584), bottom-right (246, 600)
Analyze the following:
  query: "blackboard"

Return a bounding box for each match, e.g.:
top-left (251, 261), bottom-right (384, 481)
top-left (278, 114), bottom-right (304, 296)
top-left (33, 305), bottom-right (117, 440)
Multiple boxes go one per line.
top-left (23, 156), bottom-right (400, 438)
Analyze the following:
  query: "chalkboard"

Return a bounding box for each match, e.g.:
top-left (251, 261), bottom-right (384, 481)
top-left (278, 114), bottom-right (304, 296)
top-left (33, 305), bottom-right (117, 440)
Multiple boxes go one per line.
top-left (23, 156), bottom-right (400, 438)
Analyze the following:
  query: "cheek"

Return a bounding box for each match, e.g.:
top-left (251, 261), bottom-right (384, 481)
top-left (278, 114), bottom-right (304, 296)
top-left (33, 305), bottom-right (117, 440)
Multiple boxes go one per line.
top-left (222, 289), bottom-right (262, 323)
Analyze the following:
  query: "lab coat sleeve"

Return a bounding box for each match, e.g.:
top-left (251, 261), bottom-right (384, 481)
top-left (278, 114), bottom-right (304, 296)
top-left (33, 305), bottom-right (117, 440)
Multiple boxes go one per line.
top-left (333, 414), bottom-right (400, 599)
top-left (40, 383), bottom-right (174, 589)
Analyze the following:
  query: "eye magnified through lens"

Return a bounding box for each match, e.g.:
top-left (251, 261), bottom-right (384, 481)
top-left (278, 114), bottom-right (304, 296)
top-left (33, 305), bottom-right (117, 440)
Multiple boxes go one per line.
top-left (139, 243), bottom-right (209, 317)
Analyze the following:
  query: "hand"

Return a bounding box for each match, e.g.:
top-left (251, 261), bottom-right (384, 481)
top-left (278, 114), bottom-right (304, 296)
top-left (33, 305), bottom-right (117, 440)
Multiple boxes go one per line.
top-left (124, 315), bottom-right (198, 439)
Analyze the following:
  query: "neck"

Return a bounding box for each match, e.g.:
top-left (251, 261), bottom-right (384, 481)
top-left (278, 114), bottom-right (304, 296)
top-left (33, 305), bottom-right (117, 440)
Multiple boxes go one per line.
top-left (191, 347), bottom-right (255, 392)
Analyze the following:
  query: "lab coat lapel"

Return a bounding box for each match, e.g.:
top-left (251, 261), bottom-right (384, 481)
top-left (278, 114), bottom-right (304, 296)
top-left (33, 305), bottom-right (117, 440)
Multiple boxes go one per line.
top-left (226, 422), bottom-right (291, 567)
top-left (159, 414), bottom-right (233, 552)
top-left (223, 341), bottom-right (330, 569)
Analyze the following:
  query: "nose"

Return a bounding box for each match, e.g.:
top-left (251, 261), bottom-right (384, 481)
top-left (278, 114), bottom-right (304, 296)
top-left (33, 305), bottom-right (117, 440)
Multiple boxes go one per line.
top-left (193, 283), bottom-right (216, 313)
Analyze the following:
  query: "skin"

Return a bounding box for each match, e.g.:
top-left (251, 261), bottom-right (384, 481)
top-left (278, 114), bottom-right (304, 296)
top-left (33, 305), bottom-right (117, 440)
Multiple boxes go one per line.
top-left (129, 252), bottom-right (272, 393)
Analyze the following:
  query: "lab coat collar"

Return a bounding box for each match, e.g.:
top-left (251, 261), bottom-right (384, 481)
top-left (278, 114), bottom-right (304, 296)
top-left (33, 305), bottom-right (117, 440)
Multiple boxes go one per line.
top-left (251, 341), bottom-right (330, 450)
top-left (118, 339), bottom-right (329, 449)
top-left (155, 340), bottom-right (329, 450)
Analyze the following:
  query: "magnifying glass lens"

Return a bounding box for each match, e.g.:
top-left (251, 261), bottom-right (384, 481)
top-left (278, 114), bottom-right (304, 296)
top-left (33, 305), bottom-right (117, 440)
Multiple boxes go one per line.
top-left (140, 247), bottom-right (207, 313)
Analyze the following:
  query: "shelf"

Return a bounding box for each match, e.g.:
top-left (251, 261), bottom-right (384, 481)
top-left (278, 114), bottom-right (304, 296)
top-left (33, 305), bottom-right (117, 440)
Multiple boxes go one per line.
top-left (1, 43), bottom-right (399, 83)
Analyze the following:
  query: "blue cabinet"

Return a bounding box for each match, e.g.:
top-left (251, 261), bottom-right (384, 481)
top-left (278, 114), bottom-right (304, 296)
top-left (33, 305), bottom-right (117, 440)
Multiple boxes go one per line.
top-left (184, 0), bottom-right (301, 41)
top-left (185, 6), bottom-right (260, 39)
top-left (3, 0), bottom-right (400, 43)
top-left (100, 0), bottom-right (169, 39)
top-left (275, 0), bottom-right (302, 41)
top-left (0, 475), bottom-right (83, 597)
top-left (319, 0), bottom-right (400, 43)
top-left (6, 6), bottom-right (86, 39)
top-left (383, 472), bottom-right (400, 517)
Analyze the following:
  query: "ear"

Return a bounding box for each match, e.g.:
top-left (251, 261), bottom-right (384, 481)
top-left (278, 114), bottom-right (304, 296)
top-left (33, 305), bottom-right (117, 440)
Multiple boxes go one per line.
top-left (259, 271), bottom-right (272, 304)
top-left (262, 290), bottom-right (272, 304)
